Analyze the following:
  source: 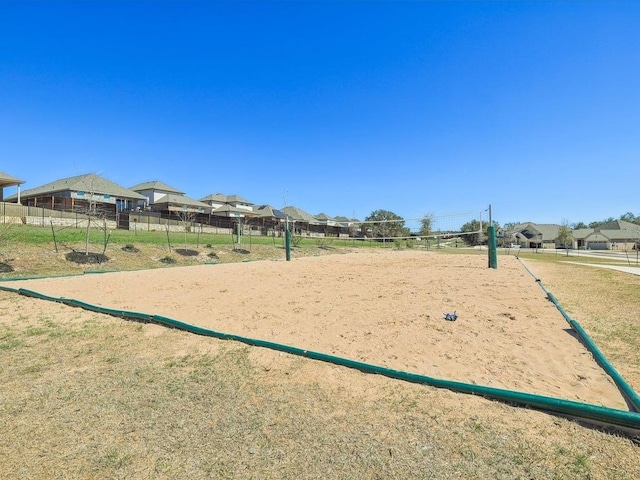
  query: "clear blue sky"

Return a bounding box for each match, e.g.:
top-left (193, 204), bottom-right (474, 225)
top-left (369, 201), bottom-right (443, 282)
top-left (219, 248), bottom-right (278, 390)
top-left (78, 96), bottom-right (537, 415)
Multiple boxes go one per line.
top-left (1, 1), bottom-right (638, 226)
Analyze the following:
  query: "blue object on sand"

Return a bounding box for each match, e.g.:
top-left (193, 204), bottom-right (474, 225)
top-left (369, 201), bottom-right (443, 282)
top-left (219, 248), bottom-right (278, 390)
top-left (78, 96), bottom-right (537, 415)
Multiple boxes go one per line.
top-left (444, 311), bottom-right (458, 321)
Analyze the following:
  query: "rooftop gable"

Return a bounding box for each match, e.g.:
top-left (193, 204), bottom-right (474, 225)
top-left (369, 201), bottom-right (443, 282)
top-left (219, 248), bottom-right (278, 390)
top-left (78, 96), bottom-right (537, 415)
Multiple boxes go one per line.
top-left (200, 193), bottom-right (228, 203)
top-left (225, 194), bottom-right (253, 205)
top-left (130, 180), bottom-right (185, 195)
top-left (282, 206), bottom-right (320, 225)
top-left (199, 193), bottom-right (253, 205)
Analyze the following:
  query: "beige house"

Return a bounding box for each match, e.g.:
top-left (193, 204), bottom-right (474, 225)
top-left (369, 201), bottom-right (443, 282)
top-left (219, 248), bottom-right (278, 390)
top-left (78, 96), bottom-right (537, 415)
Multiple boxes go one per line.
top-left (5, 173), bottom-right (145, 217)
top-left (200, 193), bottom-right (254, 215)
top-left (505, 223), bottom-right (561, 249)
top-left (572, 220), bottom-right (640, 250)
top-left (130, 180), bottom-right (185, 209)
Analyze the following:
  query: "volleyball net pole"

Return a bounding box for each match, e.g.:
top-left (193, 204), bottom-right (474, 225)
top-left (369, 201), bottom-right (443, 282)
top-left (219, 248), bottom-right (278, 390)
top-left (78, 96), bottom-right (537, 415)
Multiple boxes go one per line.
top-left (487, 204), bottom-right (498, 269)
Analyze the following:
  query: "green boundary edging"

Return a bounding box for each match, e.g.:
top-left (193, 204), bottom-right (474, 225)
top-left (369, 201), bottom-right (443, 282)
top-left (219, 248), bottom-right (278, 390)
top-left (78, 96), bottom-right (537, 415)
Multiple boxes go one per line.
top-left (517, 257), bottom-right (640, 413)
top-left (0, 282), bottom-right (638, 433)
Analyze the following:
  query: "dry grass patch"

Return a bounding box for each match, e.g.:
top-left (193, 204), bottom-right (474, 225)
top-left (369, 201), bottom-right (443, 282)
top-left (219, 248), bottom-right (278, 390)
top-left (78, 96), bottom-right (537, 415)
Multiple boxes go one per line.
top-left (0, 240), bottom-right (360, 278)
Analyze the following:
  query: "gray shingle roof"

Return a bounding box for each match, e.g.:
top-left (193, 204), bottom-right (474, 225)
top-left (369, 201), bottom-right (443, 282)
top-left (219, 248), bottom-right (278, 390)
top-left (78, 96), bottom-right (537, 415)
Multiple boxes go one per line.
top-left (597, 228), bottom-right (640, 241)
top-left (153, 194), bottom-right (211, 209)
top-left (200, 193), bottom-right (253, 205)
top-left (0, 171), bottom-right (25, 187)
top-left (130, 180), bottom-right (185, 195)
top-left (598, 220), bottom-right (639, 231)
top-left (509, 223), bottom-right (561, 241)
top-left (8, 173), bottom-right (145, 201)
top-left (225, 194), bottom-right (253, 205)
top-left (254, 204), bottom-right (288, 219)
top-left (282, 206), bottom-right (320, 225)
top-left (200, 193), bottom-right (227, 203)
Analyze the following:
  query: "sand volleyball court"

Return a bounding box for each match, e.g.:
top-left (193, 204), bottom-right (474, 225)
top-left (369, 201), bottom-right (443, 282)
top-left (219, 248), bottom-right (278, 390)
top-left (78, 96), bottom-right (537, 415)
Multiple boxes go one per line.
top-left (6, 250), bottom-right (627, 409)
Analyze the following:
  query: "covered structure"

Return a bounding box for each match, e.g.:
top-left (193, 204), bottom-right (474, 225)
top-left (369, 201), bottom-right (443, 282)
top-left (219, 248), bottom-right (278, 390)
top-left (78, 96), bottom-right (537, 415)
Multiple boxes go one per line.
top-left (506, 223), bottom-right (561, 249)
top-left (0, 171), bottom-right (25, 203)
top-left (253, 204), bottom-right (290, 235)
top-left (130, 180), bottom-right (185, 209)
top-left (5, 173), bottom-right (145, 217)
top-left (151, 194), bottom-right (212, 215)
top-left (282, 206), bottom-right (321, 235)
top-left (572, 220), bottom-right (640, 250)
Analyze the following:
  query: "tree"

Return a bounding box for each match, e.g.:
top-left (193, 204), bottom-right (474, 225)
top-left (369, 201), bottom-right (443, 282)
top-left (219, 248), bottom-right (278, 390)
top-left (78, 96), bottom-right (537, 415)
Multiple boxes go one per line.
top-left (502, 221), bottom-right (520, 230)
top-left (556, 220), bottom-right (573, 255)
top-left (176, 209), bottom-right (196, 251)
top-left (419, 214), bottom-right (434, 236)
top-left (460, 220), bottom-right (484, 246)
top-left (364, 210), bottom-right (409, 240)
top-left (620, 212), bottom-right (637, 224)
top-left (572, 221), bottom-right (588, 229)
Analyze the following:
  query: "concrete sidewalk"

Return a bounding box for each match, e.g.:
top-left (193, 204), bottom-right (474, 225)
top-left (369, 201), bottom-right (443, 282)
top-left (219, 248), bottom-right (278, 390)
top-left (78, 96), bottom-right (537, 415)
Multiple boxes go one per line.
top-left (564, 262), bottom-right (640, 276)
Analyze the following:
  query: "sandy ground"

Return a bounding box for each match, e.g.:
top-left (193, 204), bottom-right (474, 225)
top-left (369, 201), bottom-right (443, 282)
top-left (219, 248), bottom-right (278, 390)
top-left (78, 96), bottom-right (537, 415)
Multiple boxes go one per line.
top-left (4, 250), bottom-right (628, 409)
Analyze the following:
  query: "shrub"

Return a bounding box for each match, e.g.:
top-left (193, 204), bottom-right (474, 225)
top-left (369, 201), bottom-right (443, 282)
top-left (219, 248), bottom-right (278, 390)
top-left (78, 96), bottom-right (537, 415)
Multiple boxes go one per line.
top-left (122, 244), bottom-right (139, 253)
top-left (291, 235), bottom-right (303, 247)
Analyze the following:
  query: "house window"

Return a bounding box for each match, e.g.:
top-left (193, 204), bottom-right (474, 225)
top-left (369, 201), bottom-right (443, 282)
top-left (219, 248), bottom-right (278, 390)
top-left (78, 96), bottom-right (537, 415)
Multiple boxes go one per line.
top-left (77, 191), bottom-right (85, 198)
top-left (104, 194), bottom-right (110, 200)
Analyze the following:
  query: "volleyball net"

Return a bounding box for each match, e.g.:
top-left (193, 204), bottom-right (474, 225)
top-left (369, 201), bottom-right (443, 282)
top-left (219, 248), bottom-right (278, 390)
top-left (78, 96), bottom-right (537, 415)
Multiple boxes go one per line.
top-left (354, 210), bottom-right (485, 242)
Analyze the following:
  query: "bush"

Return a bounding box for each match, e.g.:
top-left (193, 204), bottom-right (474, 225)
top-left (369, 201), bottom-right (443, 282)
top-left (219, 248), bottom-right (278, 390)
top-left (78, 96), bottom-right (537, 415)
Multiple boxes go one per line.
top-left (160, 256), bottom-right (176, 264)
top-left (315, 237), bottom-right (334, 249)
top-left (291, 235), bottom-right (303, 247)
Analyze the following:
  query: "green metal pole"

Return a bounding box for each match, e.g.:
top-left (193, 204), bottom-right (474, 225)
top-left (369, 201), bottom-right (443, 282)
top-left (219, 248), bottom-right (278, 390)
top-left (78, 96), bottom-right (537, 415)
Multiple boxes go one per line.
top-left (285, 228), bottom-right (291, 261)
top-left (488, 225), bottom-right (498, 269)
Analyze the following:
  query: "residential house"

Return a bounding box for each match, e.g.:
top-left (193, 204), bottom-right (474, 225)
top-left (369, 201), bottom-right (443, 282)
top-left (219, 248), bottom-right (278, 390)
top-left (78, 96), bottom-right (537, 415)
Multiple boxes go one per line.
top-left (6, 173), bottom-right (145, 217)
top-left (150, 193), bottom-right (212, 216)
top-left (198, 193), bottom-right (258, 231)
top-left (334, 216), bottom-right (362, 237)
top-left (314, 213), bottom-right (342, 236)
top-left (282, 206), bottom-right (322, 235)
top-left (200, 193), bottom-right (254, 214)
top-left (572, 220), bottom-right (640, 250)
top-left (130, 180), bottom-right (185, 209)
top-left (253, 204), bottom-right (290, 234)
top-left (506, 223), bottom-right (561, 249)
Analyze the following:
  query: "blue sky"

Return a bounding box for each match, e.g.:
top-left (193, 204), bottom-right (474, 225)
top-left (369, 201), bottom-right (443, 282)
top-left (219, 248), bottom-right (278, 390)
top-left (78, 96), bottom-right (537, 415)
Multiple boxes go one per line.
top-left (1, 1), bottom-right (638, 226)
